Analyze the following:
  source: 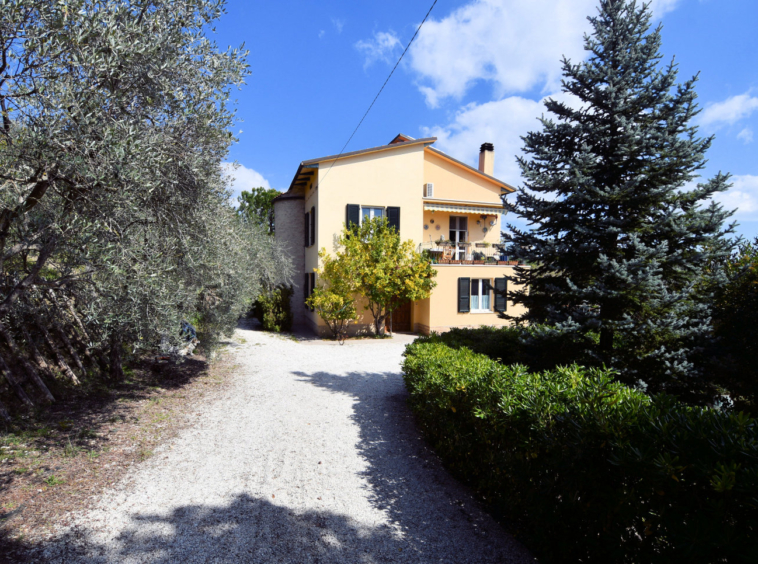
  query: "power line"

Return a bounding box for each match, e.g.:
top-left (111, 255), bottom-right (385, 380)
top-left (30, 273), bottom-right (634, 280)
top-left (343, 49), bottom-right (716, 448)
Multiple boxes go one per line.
top-left (317, 0), bottom-right (439, 188)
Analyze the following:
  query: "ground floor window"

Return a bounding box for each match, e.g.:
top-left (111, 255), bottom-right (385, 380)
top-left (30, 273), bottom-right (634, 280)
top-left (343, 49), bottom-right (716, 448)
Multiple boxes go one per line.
top-left (470, 279), bottom-right (491, 312)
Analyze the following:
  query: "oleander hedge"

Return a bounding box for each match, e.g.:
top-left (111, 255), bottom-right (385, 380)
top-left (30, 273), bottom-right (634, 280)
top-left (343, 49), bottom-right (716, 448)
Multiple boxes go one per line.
top-left (402, 341), bottom-right (758, 563)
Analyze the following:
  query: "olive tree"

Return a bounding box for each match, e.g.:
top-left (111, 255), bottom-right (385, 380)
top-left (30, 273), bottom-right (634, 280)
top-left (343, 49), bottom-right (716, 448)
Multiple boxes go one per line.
top-left (0, 0), bottom-right (289, 417)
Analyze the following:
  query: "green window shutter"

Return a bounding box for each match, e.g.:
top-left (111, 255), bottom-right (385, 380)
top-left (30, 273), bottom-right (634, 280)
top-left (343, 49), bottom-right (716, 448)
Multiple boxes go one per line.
top-left (387, 206), bottom-right (400, 233)
top-left (304, 273), bottom-right (309, 305)
top-left (309, 273), bottom-right (316, 311)
top-left (346, 204), bottom-right (360, 231)
top-left (310, 206), bottom-right (316, 246)
top-left (494, 277), bottom-right (507, 312)
top-left (304, 212), bottom-right (309, 247)
top-left (458, 277), bottom-right (470, 313)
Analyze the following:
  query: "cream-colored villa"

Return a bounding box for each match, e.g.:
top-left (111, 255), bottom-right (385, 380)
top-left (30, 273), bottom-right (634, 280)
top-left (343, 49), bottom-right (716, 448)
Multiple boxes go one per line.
top-left (273, 133), bottom-right (527, 335)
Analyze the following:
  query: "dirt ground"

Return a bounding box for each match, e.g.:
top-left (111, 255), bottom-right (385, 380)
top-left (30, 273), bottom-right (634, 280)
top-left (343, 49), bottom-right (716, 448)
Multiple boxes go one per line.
top-left (0, 345), bottom-right (239, 562)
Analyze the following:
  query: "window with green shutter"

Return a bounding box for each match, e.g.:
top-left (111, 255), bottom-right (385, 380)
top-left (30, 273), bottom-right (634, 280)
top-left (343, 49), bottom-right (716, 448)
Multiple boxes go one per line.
top-left (310, 206), bottom-right (315, 246)
top-left (494, 277), bottom-right (507, 312)
top-left (346, 204), bottom-right (360, 231)
top-left (458, 277), bottom-right (470, 313)
top-left (387, 206), bottom-right (400, 233)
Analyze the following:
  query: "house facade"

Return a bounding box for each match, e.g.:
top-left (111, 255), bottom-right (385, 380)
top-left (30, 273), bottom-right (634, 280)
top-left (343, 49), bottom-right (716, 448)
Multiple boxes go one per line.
top-left (273, 134), bottom-right (528, 335)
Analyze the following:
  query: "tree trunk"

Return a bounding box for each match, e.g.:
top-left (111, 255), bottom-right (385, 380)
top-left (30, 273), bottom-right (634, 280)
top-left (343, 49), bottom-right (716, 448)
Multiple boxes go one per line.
top-left (0, 353), bottom-right (33, 407)
top-left (0, 398), bottom-right (10, 422)
top-left (599, 325), bottom-right (614, 355)
top-left (53, 322), bottom-right (85, 374)
top-left (109, 336), bottom-right (124, 381)
top-left (0, 326), bottom-right (54, 403)
top-left (21, 326), bottom-right (54, 376)
top-left (36, 320), bottom-right (80, 385)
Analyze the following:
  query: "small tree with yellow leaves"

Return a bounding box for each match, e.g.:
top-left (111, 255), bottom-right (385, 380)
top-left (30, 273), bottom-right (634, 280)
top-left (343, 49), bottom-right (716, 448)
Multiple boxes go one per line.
top-left (340, 217), bottom-right (436, 336)
top-left (307, 250), bottom-right (358, 344)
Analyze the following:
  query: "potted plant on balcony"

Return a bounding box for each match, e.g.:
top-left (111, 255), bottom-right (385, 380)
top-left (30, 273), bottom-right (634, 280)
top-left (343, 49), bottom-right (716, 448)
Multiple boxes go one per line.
top-left (472, 251), bottom-right (485, 264)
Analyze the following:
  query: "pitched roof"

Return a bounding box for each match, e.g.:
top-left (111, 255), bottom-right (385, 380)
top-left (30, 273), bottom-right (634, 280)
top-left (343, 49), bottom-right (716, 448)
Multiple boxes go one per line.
top-left (276, 134), bottom-right (517, 196)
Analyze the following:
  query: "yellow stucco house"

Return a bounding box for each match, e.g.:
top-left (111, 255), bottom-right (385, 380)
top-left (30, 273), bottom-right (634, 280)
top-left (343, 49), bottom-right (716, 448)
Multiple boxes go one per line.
top-left (273, 134), bottom-right (527, 335)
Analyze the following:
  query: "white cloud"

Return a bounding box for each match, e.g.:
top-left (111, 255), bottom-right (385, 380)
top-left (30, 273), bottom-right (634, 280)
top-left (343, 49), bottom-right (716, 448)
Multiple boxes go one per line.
top-left (318, 29), bottom-right (325, 39)
top-left (331, 18), bottom-right (345, 34)
top-left (738, 128), bottom-right (754, 144)
top-left (355, 31), bottom-right (402, 69)
top-left (699, 93), bottom-right (758, 129)
top-left (421, 91), bottom-right (578, 183)
top-left (406, 0), bottom-right (681, 108)
top-left (220, 162), bottom-right (273, 202)
top-left (715, 175), bottom-right (758, 220)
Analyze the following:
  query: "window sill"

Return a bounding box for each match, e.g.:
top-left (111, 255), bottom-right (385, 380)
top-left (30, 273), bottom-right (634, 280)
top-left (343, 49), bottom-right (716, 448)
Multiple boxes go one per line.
top-left (469, 310), bottom-right (494, 314)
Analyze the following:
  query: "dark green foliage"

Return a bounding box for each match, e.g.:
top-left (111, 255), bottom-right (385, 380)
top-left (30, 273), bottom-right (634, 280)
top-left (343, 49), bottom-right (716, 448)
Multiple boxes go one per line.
top-left (402, 341), bottom-right (758, 563)
top-left (415, 325), bottom-right (595, 372)
top-left (253, 287), bottom-right (293, 333)
top-left (504, 0), bottom-right (735, 396)
top-left (237, 187), bottom-right (280, 235)
top-left (710, 239), bottom-right (758, 412)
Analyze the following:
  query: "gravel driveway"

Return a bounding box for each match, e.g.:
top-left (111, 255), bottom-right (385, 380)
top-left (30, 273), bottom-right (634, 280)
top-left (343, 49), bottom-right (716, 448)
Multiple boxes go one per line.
top-left (42, 321), bottom-right (534, 563)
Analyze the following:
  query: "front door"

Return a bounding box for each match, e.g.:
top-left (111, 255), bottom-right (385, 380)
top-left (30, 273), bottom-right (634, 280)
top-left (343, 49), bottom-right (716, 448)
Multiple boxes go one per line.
top-left (391, 300), bottom-right (412, 333)
top-left (449, 216), bottom-right (468, 260)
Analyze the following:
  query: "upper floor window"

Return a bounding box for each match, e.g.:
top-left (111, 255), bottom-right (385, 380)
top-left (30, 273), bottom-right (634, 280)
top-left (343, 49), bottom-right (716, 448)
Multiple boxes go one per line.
top-left (362, 207), bottom-right (384, 223)
top-left (449, 216), bottom-right (468, 243)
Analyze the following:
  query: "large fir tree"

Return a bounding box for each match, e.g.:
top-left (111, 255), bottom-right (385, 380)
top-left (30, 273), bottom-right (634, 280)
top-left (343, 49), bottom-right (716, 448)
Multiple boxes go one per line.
top-left (504, 0), bottom-right (735, 395)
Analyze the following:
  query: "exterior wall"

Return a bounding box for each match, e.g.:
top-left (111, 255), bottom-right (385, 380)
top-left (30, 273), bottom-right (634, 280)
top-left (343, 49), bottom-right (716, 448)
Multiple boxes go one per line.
top-left (305, 142), bottom-right (427, 333)
top-left (423, 150), bottom-right (504, 204)
top-left (413, 265), bottom-right (528, 334)
top-left (273, 196), bottom-right (306, 327)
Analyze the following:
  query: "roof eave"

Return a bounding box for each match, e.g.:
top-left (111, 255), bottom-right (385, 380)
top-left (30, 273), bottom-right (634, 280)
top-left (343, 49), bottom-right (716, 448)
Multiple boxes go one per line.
top-left (426, 146), bottom-right (517, 193)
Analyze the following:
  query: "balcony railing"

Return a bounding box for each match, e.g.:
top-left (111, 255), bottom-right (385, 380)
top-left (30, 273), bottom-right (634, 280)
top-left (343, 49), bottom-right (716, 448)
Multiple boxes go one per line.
top-left (418, 241), bottom-right (520, 265)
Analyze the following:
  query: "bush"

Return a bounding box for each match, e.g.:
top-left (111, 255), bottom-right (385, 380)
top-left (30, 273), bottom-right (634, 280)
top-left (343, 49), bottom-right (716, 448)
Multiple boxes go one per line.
top-left (709, 238), bottom-right (758, 412)
top-left (252, 286), bottom-right (293, 332)
top-left (402, 341), bottom-right (758, 563)
top-left (415, 325), bottom-right (595, 372)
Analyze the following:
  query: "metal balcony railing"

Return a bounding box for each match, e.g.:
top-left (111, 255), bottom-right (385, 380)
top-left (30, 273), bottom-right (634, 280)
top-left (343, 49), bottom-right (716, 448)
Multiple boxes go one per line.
top-left (418, 241), bottom-right (520, 265)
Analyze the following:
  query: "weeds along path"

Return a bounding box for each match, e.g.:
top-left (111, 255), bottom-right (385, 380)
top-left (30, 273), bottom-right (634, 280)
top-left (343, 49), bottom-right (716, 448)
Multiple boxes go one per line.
top-left (40, 320), bottom-right (534, 563)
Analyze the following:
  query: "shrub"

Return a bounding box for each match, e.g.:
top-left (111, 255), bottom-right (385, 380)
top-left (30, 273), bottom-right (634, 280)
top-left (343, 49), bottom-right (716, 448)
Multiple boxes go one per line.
top-left (415, 325), bottom-right (595, 372)
top-left (252, 286), bottom-right (293, 332)
top-left (402, 341), bottom-right (758, 563)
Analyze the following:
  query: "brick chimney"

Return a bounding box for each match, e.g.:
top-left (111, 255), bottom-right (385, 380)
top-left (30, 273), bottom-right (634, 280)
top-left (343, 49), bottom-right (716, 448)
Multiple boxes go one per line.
top-left (478, 143), bottom-right (494, 176)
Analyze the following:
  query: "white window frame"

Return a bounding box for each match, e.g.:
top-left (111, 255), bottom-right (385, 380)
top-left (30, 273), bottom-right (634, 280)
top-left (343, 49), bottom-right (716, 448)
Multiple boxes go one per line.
top-left (449, 215), bottom-right (469, 260)
top-left (361, 206), bottom-right (384, 224)
top-left (470, 278), bottom-right (492, 313)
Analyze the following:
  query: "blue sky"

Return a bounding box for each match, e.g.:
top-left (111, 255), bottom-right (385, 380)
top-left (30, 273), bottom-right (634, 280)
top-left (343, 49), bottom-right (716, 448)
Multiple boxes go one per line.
top-left (215, 0), bottom-right (758, 240)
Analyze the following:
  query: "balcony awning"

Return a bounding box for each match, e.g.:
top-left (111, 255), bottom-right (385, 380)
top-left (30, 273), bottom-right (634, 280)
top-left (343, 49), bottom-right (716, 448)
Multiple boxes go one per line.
top-left (423, 202), bottom-right (505, 215)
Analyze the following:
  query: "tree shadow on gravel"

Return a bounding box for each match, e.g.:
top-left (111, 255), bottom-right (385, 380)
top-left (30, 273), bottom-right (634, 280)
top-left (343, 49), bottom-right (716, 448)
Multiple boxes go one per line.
top-left (36, 493), bottom-right (428, 563)
top-left (291, 370), bottom-right (534, 564)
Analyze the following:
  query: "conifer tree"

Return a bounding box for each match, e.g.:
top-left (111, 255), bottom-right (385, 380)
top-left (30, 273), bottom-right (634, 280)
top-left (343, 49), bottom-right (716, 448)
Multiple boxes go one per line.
top-left (504, 0), bottom-right (735, 395)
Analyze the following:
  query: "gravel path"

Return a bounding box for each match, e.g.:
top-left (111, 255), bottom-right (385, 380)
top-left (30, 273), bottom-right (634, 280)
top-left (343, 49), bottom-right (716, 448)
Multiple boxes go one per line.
top-left (42, 321), bottom-right (534, 563)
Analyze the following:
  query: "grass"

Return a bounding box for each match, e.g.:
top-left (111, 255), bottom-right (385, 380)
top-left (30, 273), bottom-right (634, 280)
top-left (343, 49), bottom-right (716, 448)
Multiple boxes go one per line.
top-left (62, 440), bottom-right (82, 458)
top-left (44, 475), bottom-right (65, 487)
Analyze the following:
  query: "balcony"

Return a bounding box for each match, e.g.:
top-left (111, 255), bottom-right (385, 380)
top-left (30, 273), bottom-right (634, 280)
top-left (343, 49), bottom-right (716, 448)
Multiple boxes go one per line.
top-left (418, 241), bottom-right (520, 265)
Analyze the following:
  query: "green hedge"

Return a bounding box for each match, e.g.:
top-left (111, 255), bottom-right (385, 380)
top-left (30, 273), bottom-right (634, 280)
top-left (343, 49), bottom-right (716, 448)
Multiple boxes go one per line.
top-left (414, 325), bottom-right (596, 372)
top-left (402, 341), bottom-right (758, 563)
